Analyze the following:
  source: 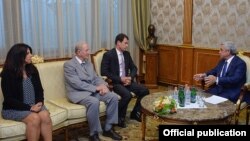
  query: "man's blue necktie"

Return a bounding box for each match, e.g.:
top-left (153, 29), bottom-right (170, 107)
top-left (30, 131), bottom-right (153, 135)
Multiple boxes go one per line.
top-left (221, 61), bottom-right (228, 77)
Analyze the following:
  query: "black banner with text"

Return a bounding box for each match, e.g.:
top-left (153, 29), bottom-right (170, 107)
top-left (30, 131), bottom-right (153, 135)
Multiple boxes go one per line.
top-left (159, 125), bottom-right (250, 140)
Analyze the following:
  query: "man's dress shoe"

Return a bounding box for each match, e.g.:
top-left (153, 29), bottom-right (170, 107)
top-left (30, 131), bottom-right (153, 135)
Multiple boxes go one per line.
top-left (89, 133), bottom-right (100, 141)
top-left (118, 118), bottom-right (126, 128)
top-left (103, 129), bottom-right (123, 140)
top-left (130, 111), bottom-right (142, 122)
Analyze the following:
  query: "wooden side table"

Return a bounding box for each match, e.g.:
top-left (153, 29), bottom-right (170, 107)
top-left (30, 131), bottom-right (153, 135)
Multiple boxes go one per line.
top-left (144, 51), bottom-right (158, 89)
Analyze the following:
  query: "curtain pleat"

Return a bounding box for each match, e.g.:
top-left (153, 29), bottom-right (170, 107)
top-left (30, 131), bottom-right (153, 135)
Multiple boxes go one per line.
top-left (131, 0), bottom-right (150, 51)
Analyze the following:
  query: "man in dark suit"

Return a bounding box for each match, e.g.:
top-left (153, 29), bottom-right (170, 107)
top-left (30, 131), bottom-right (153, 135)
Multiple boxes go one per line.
top-left (245, 93), bottom-right (250, 104)
top-left (101, 33), bottom-right (149, 127)
top-left (64, 42), bottom-right (122, 141)
top-left (194, 41), bottom-right (246, 103)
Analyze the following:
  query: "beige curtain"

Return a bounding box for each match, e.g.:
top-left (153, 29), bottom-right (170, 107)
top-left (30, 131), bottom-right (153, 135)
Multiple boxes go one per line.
top-left (131, 0), bottom-right (150, 51)
top-left (0, 0), bottom-right (136, 65)
top-left (0, 0), bottom-right (22, 63)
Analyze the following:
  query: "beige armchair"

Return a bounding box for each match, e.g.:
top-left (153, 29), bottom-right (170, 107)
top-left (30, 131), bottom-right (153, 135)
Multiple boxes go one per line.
top-left (234, 83), bottom-right (250, 125)
top-left (91, 48), bottom-right (108, 77)
top-left (238, 52), bottom-right (250, 83)
top-left (234, 52), bottom-right (250, 125)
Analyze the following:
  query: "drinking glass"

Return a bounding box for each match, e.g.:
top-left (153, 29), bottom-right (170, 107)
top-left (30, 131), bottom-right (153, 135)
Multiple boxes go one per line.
top-left (197, 95), bottom-right (205, 108)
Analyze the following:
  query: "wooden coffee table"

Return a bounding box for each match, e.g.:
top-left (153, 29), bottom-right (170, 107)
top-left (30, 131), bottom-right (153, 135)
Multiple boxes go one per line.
top-left (140, 91), bottom-right (236, 140)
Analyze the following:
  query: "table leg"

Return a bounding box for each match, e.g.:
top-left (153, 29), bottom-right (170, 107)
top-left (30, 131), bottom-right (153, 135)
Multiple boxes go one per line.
top-left (141, 113), bottom-right (146, 141)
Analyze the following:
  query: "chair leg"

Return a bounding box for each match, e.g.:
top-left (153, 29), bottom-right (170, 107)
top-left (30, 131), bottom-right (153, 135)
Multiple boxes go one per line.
top-left (246, 106), bottom-right (250, 125)
top-left (65, 128), bottom-right (69, 141)
top-left (234, 105), bottom-right (241, 125)
top-left (234, 111), bottom-right (239, 125)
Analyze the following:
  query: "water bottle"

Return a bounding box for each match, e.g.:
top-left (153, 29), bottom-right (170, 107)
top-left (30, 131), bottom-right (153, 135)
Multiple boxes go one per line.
top-left (173, 86), bottom-right (178, 102)
top-left (178, 86), bottom-right (185, 107)
top-left (185, 84), bottom-right (190, 105)
top-left (190, 87), bottom-right (197, 103)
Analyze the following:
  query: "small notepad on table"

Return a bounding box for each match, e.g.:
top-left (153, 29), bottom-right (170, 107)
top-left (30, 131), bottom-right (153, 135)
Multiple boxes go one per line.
top-left (204, 95), bottom-right (228, 104)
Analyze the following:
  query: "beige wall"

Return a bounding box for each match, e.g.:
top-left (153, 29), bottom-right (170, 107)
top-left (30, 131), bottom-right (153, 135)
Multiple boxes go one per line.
top-left (151, 0), bottom-right (250, 51)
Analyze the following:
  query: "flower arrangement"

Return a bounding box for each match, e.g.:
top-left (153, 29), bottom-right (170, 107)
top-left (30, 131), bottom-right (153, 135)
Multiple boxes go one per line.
top-left (31, 55), bottom-right (44, 64)
top-left (153, 96), bottom-right (177, 115)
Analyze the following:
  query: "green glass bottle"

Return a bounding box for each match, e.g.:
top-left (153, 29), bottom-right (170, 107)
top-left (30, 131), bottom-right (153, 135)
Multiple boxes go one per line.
top-left (178, 86), bottom-right (185, 107)
top-left (191, 87), bottom-right (197, 103)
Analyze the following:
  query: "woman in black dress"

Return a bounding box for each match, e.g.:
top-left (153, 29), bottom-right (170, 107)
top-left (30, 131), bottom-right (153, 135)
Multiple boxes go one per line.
top-left (0, 43), bottom-right (52, 141)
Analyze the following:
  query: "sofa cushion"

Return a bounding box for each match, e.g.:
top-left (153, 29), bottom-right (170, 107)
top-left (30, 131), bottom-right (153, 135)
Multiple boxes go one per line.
top-left (44, 101), bottom-right (68, 127)
top-left (0, 118), bottom-right (26, 140)
top-left (48, 98), bottom-right (106, 119)
top-left (35, 61), bottom-right (68, 100)
top-left (0, 101), bottom-right (67, 140)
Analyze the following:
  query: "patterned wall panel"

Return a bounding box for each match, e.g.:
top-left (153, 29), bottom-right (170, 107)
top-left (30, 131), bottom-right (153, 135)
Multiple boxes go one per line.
top-left (151, 0), bottom-right (250, 51)
top-left (193, 0), bottom-right (250, 50)
top-left (151, 0), bottom-right (184, 45)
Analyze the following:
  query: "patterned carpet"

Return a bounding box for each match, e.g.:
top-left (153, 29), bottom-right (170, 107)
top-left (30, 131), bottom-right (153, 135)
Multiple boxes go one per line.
top-left (54, 86), bottom-right (248, 141)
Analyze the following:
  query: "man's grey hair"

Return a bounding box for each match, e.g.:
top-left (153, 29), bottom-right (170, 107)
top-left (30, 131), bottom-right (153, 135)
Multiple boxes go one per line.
top-left (222, 41), bottom-right (237, 55)
top-left (75, 41), bottom-right (86, 53)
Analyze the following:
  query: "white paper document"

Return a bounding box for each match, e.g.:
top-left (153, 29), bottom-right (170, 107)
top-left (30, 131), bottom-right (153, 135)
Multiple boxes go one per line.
top-left (203, 95), bottom-right (228, 104)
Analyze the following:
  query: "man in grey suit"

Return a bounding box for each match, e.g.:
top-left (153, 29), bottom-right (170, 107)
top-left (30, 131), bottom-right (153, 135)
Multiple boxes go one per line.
top-left (64, 42), bottom-right (122, 141)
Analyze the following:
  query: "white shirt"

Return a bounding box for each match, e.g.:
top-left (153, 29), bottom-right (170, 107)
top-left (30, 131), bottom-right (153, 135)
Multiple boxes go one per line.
top-left (224, 55), bottom-right (234, 72)
top-left (116, 49), bottom-right (125, 77)
top-left (75, 56), bottom-right (85, 64)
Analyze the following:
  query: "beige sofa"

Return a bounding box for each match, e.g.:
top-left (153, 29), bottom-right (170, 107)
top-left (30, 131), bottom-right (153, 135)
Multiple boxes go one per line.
top-left (0, 60), bottom-right (107, 141)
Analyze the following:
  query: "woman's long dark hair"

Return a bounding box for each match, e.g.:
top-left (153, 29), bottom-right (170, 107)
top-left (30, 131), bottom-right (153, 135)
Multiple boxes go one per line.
top-left (0, 43), bottom-right (36, 78)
